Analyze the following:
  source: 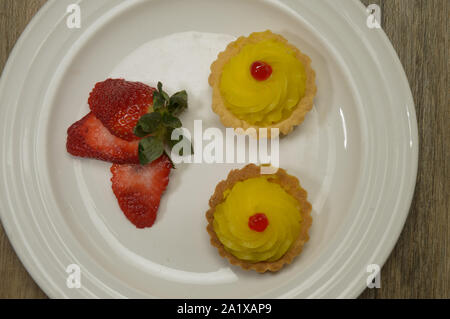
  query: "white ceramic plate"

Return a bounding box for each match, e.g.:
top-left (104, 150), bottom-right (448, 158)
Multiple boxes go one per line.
top-left (0, 0), bottom-right (417, 298)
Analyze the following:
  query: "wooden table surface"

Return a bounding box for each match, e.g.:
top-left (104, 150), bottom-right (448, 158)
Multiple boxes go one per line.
top-left (0, 0), bottom-right (448, 299)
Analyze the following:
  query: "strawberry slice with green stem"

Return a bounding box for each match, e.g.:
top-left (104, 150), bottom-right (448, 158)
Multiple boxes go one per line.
top-left (133, 82), bottom-right (192, 165)
top-left (88, 79), bottom-right (156, 141)
top-left (109, 83), bottom-right (192, 228)
top-left (68, 80), bottom-right (192, 229)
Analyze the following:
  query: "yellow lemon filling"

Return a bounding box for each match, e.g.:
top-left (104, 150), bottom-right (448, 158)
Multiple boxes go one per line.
top-left (213, 176), bottom-right (302, 263)
top-left (219, 37), bottom-right (307, 126)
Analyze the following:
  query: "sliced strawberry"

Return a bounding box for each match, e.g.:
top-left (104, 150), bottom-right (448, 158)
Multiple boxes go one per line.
top-left (67, 112), bottom-right (139, 164)
top-left (88, 78), bottom-right (155, 141)
top-left (110, 155), bottom-right (171, 228)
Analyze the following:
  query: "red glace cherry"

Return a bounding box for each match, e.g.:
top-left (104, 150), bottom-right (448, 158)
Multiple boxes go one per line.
top-left (248, 213), bottom-right (269, 232)
top-left (250, 61), bottom-right (272, 81)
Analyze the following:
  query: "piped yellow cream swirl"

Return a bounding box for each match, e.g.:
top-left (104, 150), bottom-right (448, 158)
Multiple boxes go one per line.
top-left (219, 36), bottom-right (307, 126)
top-left (213, 176), bottom-right (302, 263)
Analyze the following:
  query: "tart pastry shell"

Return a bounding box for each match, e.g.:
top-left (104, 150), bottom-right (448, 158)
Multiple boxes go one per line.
top-left (206, 164), bottom-right (312, 273)
top-left (209, 30), bottom-right (317, 138)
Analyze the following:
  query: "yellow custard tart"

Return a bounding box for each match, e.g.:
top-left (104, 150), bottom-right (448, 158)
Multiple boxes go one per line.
top-left (206, 164), bottom-right (312, 273)
top-left (209, 30), bottom-right (317, 137)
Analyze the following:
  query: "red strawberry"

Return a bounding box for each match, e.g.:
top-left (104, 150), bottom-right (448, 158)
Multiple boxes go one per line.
top-left (110, 155), bottom-right (171, 228)
top-left (88, 78), bottom-right (155, 141)
top-left (67, 112), bottom-right (139, 164)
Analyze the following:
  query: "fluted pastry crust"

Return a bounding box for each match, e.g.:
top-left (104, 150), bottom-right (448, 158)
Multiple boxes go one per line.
top-left (209, 30), bottom-right (317, 138)
top-left (206, 164), bottom-right (312, 273)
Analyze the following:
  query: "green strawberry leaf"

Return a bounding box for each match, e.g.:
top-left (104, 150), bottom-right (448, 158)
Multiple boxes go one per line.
top-left (134, 81), bottom-right (191, 166)
top-left (138, 136), bottom-right (164, 165)
top-left (134, 112), bottom-right (162, 137)
top-left (166, 128), bottom-right (181, 154)
top-left (134, 125), bottom-right (148, 138)
top-left (166, 128), bottom-right (193, 156)
top-left (161, 91), bottom-right (170, 102)
top-left (157, 82), bottom-right (170, 102)
top-left (162, 113), bottom-right (182, 128)
top-left (168, 90), bottom-right (188, 115)
top-left (152, 91), bottom-right (166, 111)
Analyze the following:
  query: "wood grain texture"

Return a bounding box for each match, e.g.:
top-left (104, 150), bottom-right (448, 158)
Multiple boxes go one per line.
top-left (0, 0), bottom-right (448, 299)
top-left (0, 0), bottom-right (48, 299)
top-left (358, 0), bottom-right (448, 299)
